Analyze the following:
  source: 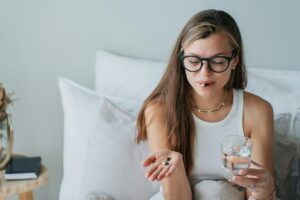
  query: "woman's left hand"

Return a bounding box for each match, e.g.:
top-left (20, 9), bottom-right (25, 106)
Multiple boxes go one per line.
top-left (228, 158), bottom-right (275, 198)
top-left (143, 149), bottom-right (182, 181)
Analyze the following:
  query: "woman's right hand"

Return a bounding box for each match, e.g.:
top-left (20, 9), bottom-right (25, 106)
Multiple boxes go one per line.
top-left (143, 149), bottom-right (182, 181)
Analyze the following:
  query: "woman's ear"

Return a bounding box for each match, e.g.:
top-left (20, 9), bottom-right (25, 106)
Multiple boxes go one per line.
top-left (232, 51), bottom-right (239, 69)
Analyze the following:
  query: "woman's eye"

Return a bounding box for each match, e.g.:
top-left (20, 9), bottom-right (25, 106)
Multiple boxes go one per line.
top-left (212, 61), bottom-right (224, 64)
top-left (187, 58), bottom-right (200, 64)
top-left (211, 57), bottom-right (226, 65)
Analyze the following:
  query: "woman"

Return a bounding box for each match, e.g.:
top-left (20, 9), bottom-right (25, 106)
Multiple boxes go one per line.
top-left (136, 9), bottom-right (275, 200)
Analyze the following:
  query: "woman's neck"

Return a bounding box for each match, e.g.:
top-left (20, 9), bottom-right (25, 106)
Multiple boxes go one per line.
top-left (192, 89), bottom-right (234, 122)
top-left (192, 89), bottom-right (232, 112)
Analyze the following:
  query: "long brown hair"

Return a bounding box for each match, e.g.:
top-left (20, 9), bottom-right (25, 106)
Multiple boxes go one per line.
top-left (136, 9), bottom-right (247, 175)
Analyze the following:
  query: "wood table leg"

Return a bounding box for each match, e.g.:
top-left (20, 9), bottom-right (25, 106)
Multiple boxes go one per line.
top-left (19, 191), bottom-right (33, 200)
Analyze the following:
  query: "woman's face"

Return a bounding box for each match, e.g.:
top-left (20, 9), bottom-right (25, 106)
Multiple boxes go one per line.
top-left (183, 32), bottom-right (239, 98)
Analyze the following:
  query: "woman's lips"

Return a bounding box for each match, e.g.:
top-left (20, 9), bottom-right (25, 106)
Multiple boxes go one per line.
top-left (197, 81), bottom-right (215, 87)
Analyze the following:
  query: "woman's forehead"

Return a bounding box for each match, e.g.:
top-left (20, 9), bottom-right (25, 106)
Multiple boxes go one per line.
top-left (183, 32), bottom-right (232, 56)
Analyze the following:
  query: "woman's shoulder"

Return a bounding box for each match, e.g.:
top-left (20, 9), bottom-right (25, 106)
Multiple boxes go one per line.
top-left (144, 100), bottom-right (164, 121)
top-left (243, 91), bottom-right (274, 138)
top-left (243, 90), bottom-right (273, 121)
top-left (243, 91), bottom-right (272, 110)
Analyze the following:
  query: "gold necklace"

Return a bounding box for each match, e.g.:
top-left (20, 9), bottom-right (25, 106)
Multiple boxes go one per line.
top-left (194, 90), bottom-right (228, 113)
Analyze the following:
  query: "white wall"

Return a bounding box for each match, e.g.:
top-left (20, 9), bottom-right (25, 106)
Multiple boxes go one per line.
top-left (0, 1), bottom-right (299, 199)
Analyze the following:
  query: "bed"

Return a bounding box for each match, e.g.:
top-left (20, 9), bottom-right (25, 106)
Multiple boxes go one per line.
top-left (58, 50), bottom-right (300, 200)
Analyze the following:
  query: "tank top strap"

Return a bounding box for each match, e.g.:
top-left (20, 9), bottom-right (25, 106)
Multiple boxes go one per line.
top-left (236, 89), bottom-right (244, 136)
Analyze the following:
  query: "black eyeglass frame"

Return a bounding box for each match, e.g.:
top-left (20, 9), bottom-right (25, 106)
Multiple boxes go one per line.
top-left (179, 49), bottom-right (237, 73)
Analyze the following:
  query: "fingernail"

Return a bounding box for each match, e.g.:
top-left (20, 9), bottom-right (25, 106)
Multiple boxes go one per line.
top-left (233, 176), bottom-right (238, 181)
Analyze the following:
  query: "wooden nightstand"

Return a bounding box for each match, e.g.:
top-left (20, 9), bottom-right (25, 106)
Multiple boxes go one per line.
top-left (0, 164), bottom-right (48, 200)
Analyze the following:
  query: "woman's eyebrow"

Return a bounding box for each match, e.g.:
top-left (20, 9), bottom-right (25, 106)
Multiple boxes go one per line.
top-left (187, 52), bottom-right (228, 57)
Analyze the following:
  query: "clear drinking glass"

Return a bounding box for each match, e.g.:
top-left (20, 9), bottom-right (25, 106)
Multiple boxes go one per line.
top-left (221, 135), bottom-right (252, 180)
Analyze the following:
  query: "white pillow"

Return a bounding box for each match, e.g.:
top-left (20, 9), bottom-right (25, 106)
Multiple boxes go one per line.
top-left (95, 50), bottom-right (166, 101)
top-left (95, 50), bottom-right (300, 114)
top-left (150, 180), bottom-right (245, 200)
top-left (272, 113), bottom-right (300, 199)
top-left (59, 78), bottom-right (100, 200)
top-left (80, 102), bottom-right (158, 199)
top-left (274, 135), bottom-right (299, 200)
top-left (274, 113), bottom-right (292, 137)
top-left (58, 78), bottom-right (158, 200)
top-left (83, 193), bottom-right (113, 200)
top-left (193, 180), bottom-right (244, 200)
top-left (291, 109), bottom-right (300, 139)
top-left (94, 91), bottom-right (142, 118)
top-left (247, 68), bottom-right (300, 114)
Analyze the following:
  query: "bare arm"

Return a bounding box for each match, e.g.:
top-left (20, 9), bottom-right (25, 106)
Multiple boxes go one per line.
top-left (232, 93), bottom-right (275, 199)
top-left (143, 104), bottom-right (192, 200)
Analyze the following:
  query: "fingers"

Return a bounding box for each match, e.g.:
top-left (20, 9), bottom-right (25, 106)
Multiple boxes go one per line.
top-left (144, 158), bottom-right (176, 181)
top-left (221, 156), bottom-right (263, 168)
top-left (238, 168), bottom-right (265, 177)
top-left (142, 150), bottom-right (170, 167)
top-left (231, 168), bottom-right (271, 191)
top-left (145, 160), bottom-right (162, 178)
top-left (157, 165), bottom-right (170, 180)
top-left (250, 160), bottom-right (263, 167)
top-left (143, 154), bottom-right (157, 167)
top-left (148, 164), bottom-right (165, 181)
top-left (225, 156), bottom-right (251, 164)
top-left (224, 158), bottom-right (274, 194)
top-left (165, 164), bottom-right (176, 177)
top-left (143, 150), bottom-right (182, 182)
top-left (152, 163), bottom-right (177, 181)
top-left (145, 156), bottom-right (171, 180)
top-left (146, 161), bottom-right (173, 181)
top-left (225, 157), bottom-right (263, 168)
top-left (231, 175), bottom-right (263, 190)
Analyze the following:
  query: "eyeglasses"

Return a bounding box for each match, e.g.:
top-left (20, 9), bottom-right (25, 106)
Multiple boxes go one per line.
top-left (179, 49), bottom-right (237, 73)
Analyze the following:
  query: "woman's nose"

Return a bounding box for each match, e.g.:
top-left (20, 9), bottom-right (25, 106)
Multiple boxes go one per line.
top-left (198, 60), bottom-right (212, 75)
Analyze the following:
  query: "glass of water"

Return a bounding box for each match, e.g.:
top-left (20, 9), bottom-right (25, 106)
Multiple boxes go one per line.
top-left (221, 135), bottom-right (252, 180)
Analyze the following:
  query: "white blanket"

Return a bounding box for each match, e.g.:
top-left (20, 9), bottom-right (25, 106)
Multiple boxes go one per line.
top-left (150, 180), bottom-right (245, 200)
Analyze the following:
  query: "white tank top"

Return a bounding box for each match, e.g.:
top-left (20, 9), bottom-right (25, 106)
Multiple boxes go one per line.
top-left (189, 89), bottom-right (244, 185)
